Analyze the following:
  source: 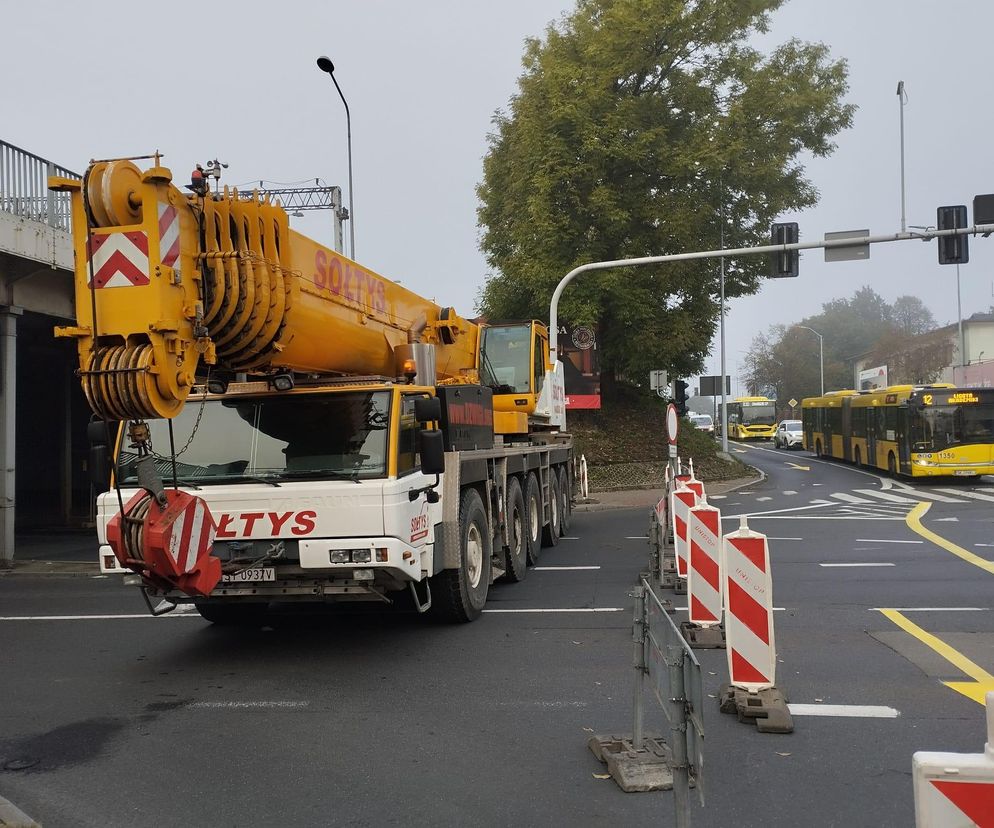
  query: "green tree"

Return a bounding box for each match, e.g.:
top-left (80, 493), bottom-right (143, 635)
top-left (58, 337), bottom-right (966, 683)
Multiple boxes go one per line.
top-left (890, 295), bottom-right (936, 336)
top-left (477, 0), bottom-right (854, 397)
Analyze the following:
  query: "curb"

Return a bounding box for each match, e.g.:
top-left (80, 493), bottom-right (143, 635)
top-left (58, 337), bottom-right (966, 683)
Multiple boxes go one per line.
top-left (0, 795), bottom-right (40, 828)
top-left (0, 561), bottom-right (100, 577)
top-left (574, 469), bottom-right (763, 512)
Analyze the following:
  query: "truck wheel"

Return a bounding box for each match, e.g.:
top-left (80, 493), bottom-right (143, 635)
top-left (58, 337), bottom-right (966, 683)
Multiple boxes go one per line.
top-left (524, 472), bottom-right (542, 565)
top-left (503, 477), bottom-right (527, 582)
top-left (541, 470), bottom-right (561, 548)
top-left (194, 601), bottom-right (269, 626)
top-left (557, 465), bottom-right (572, 535)
top-left (431, 487), bottom-right (492, 622)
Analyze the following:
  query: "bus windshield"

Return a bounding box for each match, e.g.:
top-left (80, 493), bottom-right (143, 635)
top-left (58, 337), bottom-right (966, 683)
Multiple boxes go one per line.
top-left (912, 403), bottom-right (994, 451)
top-left (740, 402), bottom-right (776, 426)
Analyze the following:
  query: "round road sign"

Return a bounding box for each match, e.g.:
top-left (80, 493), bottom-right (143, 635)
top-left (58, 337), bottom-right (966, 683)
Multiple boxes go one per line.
top-left (666, 403), bottom-right (678, 444)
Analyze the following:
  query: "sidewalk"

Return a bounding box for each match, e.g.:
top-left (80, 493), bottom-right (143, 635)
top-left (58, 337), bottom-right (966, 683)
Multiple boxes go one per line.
top-left (574, 471), bottom-right (761, 512)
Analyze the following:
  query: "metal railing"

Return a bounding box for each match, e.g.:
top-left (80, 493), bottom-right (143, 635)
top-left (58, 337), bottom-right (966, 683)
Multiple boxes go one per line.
top-left (0, 139), bottom-right (80, 232)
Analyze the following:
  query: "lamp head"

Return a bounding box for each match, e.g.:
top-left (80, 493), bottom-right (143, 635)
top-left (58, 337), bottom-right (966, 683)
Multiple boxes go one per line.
top-left (316, 56), bottom-right (335, 74)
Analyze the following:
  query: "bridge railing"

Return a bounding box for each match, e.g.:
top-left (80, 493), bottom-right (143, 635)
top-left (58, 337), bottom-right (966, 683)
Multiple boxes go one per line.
top-left (0, 139), bottom-right (80, 232)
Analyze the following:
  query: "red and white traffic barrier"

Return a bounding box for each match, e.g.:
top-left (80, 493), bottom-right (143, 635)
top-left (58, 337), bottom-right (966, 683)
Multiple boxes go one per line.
top-left (718, 516), bottom-right (793, 732)
top-left (670, 483), bottom-right (698, 579)
top-left (722, 516), bottom-right (776, 691)
top-left (687, 495), bottom-right (723, 627)
top-left (913, 691), bottom-right (994, 827)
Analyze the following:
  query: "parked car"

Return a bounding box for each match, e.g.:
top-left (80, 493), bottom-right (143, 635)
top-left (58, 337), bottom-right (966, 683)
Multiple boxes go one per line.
top-left (689, 413), bottom-right (715, 434)
top-left (773, 419), bottom-right (803, 449)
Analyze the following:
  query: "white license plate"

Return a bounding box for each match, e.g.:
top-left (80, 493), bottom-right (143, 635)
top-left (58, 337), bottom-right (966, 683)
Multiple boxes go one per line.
top-left (953, 470), bottom-right (977, 477)
top-left (222, 567), bottom-right (276, 582)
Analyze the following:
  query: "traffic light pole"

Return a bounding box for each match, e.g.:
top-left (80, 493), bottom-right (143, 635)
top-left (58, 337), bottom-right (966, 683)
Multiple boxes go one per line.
top-left (546, 223), bottom-right (994, 405)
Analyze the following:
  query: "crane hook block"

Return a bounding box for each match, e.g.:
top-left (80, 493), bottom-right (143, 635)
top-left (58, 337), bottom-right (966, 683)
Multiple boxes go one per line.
top-left (107, 489), bottom-right (221, 597)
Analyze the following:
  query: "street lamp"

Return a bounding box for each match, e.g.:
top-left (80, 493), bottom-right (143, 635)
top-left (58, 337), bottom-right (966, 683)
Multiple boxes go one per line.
top-left (795, 325), bottom-right (824, 396)
top-left (316, 55), bottom-right (356, 260)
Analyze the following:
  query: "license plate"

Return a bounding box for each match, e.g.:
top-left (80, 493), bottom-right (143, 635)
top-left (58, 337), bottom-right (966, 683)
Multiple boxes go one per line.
top-left (222, 567), bottom-right (276, 582)
top-left (953, 470), bottom-right (977, 477)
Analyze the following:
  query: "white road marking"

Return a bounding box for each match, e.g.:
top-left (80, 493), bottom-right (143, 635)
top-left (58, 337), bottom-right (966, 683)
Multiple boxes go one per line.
top-left (766, 537), bottom-right (803, 541)
top-left (975, 543), bottom-right (994, 548)
top-left (782, 490), bottom-right (798, 495)
top-left (558, 536), bottom-right (579, 540)
top-left (891, 488), bottom-right (963, 503)
top-left (482, 607), bottom-right (624, 613)
top-left (853, 489), bottom-right (919, 504)
top-left (675, 606), bottom-right (788, 612)
top-left (819, 562), bottom-right (896, 568)
top-left (533, 566), bottom-right (601, 571)
top-left (0, 614), bottom-right (197, 621)
top-left (625, 536), bottom-right (648, 540)
top-left (788, 704), bottom-right (900, 718)
top-left (829, 492), bottom-right (874, 504)
top-left (934, 517), bottom-right (960, 522)
top-left (756, 496), bottom-right (772, 502)
top-left (720, 502), bottom-right (836, 521)
top-left (811, 483), bottom-right (824, 486)
top-left (188, 701), bottom-right (309, 709)
top-left (854, 538), bottom-right (923, 544)
top-left (708, 495), bottom-right (727, 500)
top-left (936, 488), bottom-right (994, 503)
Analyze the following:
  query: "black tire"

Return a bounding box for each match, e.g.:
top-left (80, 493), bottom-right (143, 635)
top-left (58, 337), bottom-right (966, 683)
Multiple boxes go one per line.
top-left (194, 601), bottom-right (269, 626)
top-left (502, 477), bottom-right (527, 582)
top-left (557, 465), bottom-right (572, 535)
top-left (541, 470), bottom-right (562, 548)
top-left (888, 452), bottom-right (897, 476)
top-left (430, 488), bottom-right (492, 622)
top-left (524, 472), bottom-right (542, 565)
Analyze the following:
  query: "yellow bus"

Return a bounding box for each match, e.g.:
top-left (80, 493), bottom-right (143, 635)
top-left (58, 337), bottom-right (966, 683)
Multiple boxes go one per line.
top-left (724, 396), bottom-right (777, 440)
top-left (801, 385), bottom-right (994, 477)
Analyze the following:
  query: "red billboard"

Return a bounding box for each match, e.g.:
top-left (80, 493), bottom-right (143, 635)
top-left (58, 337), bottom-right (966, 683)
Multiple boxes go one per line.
top-left (557, 323), bottom-right (601, 409)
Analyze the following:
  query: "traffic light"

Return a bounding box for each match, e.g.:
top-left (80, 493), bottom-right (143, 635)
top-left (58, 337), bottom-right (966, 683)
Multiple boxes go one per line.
top-left (937, 205), bottom-right (969, 265)
top-left (674, 380), bottom-right (689, 416)
top-left (770, 222), bottom-right (799, 278)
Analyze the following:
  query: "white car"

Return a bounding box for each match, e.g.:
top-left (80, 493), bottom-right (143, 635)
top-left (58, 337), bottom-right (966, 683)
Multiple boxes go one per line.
top-left (774, 419), bottom-right (803, 449)
top-left (689, 414), bottom-right (715, 434)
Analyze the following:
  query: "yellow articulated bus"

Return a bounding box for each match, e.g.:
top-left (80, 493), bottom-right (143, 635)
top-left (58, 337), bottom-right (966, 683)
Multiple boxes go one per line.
top-left (801, 385), bottom-right (994, 478)
top-left (724, 396), bottom-right (777, 440)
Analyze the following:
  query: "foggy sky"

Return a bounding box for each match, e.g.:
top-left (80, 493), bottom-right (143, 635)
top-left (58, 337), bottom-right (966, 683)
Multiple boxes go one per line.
top-left (3, 0), bottom-right (991, 395)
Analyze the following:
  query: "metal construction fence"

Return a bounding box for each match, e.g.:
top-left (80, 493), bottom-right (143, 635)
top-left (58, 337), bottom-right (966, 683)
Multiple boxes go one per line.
top-left (0, 139), bottom-right (80, 231)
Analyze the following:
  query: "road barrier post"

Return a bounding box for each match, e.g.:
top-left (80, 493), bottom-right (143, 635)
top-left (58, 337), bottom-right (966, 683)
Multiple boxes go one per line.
top-left (578, 454), bottom-right (590, 500)
top-left (913, 691), bottom-right (994, 826)
top-left (681, 494), bottom-right (726, 649)
top-left (718, 516), bottom-right (793, 733)
top-left (670, 483), bottom-right (698, 591)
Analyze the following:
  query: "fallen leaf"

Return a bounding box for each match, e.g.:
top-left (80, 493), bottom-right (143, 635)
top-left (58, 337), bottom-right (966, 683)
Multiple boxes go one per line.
top-left (583, 727), bottom-right (594, 733)
top-left (708, 671), bottom-right (717, 676)
top-left (592, 773), bottom-right (612, 780)
top-left (572, 641), bottom-right (582, 645)
top-left (776, 752), bottom-right (792, 757)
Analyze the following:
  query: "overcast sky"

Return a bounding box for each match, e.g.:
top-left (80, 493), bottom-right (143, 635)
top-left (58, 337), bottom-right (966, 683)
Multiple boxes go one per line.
top-left (4, 0), bottom-right (993, 394)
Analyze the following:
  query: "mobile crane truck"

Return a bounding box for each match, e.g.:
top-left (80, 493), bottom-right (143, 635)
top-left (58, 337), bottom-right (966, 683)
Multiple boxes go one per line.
top-left (50, 156), bottom-right (571, 623)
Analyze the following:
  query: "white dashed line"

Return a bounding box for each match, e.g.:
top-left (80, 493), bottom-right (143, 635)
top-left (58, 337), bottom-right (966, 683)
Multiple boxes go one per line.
top-left (819, 563), bottom-right (896, 568)
top-left (936, 488), bottom-right (994, 502)
top-left (854, 539), bottom-right (923, 544)
top-left (788, 704), bottom-right (900, 718)
top-left (532, 566), bottom-right (601, 571)
top-left (482, 607), bottom-right (624, 613)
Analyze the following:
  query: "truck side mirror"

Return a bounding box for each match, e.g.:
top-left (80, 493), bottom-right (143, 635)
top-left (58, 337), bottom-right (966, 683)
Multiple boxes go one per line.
top-left (414, 396), bottom-right (441, 424)
top-left (419, 429), bottom-right (445, 475)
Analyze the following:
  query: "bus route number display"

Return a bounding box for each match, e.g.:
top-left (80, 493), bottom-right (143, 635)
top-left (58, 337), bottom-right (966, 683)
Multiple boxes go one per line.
top-left (921, 392), bottom-right (980, 406)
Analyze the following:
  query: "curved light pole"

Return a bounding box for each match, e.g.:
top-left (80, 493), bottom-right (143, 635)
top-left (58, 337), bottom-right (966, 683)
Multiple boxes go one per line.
top-left (794, 325), bottom-right (824, 396)
top-left (316, 56), bottom-right (355, 260)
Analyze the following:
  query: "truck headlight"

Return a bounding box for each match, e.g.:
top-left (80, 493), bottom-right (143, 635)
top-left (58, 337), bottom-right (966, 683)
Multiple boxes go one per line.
top-left (352, 549), bottom-right (372, 564)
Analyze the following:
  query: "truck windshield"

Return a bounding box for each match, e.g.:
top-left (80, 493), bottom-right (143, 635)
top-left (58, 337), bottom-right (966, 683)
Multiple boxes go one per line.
top-left (479, 324), bottom-right (532, 393)
top-left (118, 391), bottom-right (391, 484)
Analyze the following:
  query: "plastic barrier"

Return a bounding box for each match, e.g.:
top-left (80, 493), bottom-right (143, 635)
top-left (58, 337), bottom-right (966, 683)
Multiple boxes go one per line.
top-left (579, 454), bottom-right (590, 500)
top-left (683, 495), bottom-right (725, 648)
top-left (670, 483), bottom-right (698, 579)
top-left (913, 691), bottom-right (994, 827)
top-left (718, 516), bottom-right (793, 733)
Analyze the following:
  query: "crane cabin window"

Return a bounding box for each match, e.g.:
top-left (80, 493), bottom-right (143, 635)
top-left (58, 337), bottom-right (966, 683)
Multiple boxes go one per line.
top-left (480, 324), bottom-right (533, 394)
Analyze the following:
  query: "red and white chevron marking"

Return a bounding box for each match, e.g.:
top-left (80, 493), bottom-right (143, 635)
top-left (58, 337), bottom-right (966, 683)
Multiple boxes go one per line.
top-left (670, 484), bottom-right (698, 578)
top-left (722, 523), bottom-right (776, 692)
top-left (675, 473), bottom-right (704, 498)
top-left (87, 231), bottom-right (150, 288)
top-left (687, 500), bottom-right (723, 626)
top-left (158, 202), bottom-right (180, 269)
top-left (165, 497), bottom-right (217, 573)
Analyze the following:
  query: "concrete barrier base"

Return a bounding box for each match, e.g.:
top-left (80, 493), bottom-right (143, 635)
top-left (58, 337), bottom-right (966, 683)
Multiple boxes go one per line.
top-left (680, 621), bottom-right (726, 649)
top-left (588, 733), bottom-right (686, 793)
top-left (719, 685), bottom-right (794, 734)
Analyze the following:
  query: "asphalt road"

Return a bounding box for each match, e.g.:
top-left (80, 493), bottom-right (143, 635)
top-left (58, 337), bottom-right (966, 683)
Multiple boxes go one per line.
top-left (2, 446), bottom-right (993, 827)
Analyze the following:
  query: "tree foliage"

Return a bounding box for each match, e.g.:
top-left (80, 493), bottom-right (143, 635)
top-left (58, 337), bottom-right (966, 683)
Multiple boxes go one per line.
top-left (743, 287), bottom-right (946, 405)
top-left (476, 0), bottom-right (854, 395)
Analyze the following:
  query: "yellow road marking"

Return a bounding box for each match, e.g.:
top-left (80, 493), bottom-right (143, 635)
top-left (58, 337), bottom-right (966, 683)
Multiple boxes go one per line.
top-left (785, 462), bottom-right (810, 471)
top-left (879, 609), bottom-right (994, 705)
top-left (906, 502), bottom-right (994, 576)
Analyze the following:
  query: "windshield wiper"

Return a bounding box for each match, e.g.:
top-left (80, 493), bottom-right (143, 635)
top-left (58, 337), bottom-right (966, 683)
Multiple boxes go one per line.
top-left (196, 473), bottom-right (282, 487)
top-left (279, 468), bottom-right (366, 484)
